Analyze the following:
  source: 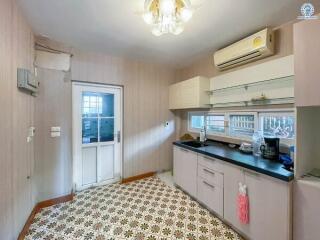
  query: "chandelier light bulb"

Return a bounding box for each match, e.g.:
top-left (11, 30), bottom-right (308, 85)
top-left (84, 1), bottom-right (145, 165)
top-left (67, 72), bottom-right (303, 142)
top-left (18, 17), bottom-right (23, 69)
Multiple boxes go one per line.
top-left (180, 8), bottom-right (193, 22)
top-left (142, 0), bottom-right (194, 36)
top-left (152, 28), bottom-right (163, 36)
top-left (173, 26), bottom-right (184, 35)
top-left (159, 0), bottom-right (176, 15)
top-left (143, 12), bottom-right (154, 25)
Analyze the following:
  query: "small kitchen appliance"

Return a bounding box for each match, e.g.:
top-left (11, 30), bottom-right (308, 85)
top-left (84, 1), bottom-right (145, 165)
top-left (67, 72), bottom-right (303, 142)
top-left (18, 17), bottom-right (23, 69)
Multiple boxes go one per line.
top-left (260, 137), bottom-right (280, 160)
top-left (239, 142), bottom-right (253, 154)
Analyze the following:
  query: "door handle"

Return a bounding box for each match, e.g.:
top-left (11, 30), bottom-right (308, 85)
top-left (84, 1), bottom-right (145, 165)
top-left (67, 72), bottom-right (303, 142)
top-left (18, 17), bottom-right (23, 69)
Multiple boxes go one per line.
top-left (117, 130), bottom-right (121, 143)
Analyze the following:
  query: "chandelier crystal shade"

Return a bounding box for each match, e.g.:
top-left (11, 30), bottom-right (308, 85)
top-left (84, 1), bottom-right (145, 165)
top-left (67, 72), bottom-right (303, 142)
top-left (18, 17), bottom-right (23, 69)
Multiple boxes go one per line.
top-left (142, 0), bottom-right (193, 36)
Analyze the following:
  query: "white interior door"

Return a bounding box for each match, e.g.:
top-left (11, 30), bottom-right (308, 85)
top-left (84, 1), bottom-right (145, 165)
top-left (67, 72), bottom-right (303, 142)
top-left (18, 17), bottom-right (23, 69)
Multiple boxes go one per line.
top-left (72, 82), bottom-right (122, 191)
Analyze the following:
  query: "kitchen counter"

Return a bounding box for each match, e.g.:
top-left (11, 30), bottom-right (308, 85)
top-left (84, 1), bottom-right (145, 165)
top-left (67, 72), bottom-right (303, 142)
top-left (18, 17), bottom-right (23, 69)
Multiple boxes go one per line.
top-left (173, 140), bottom-right (294, 182)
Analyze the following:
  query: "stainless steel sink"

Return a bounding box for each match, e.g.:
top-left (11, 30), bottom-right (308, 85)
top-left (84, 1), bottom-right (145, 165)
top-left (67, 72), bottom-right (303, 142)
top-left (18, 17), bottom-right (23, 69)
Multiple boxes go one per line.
top-left (182, 141), bottom-right (208, 148)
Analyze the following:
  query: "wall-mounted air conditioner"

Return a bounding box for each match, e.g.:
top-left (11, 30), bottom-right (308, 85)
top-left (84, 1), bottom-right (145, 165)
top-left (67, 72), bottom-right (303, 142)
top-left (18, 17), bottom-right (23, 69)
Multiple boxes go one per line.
top-left (214, 28), bottom-right (275, 71)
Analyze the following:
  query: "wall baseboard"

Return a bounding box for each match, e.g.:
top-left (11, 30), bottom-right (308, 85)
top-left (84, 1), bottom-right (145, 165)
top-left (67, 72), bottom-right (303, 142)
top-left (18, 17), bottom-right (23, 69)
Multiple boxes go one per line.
top-left (36, 194), bottom-right (74, 209)
top-left (18, 193), bottom-right (74, 240)
top-left (121, 172), bottom-right (156, 184)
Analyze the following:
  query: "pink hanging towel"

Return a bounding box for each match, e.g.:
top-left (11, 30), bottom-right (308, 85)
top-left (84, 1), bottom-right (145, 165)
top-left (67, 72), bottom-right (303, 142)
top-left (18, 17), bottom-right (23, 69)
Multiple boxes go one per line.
top-left (237, 182), bottom-right (249, 224)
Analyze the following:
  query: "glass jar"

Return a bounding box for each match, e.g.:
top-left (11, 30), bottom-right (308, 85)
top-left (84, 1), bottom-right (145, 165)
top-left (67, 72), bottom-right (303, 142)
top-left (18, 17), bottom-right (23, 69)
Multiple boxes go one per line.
top-left (252, 131), bottom-right (264, 156)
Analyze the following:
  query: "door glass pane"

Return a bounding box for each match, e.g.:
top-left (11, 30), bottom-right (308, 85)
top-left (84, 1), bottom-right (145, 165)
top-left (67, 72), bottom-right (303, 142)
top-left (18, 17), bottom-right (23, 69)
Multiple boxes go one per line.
top-left (100, 118), bottom-right (114, 142)
top-left (100, 93), bottom-right (114, 117)
top-left (82, 118), bottom-right (98, 143)
top-left (82, 92), bottom-right (101, 118)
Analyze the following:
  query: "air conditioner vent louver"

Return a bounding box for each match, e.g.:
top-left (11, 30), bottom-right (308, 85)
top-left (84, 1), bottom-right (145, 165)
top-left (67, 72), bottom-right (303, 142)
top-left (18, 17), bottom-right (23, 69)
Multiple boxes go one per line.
top-left (214, 28), bottom-right (275, 71)
top-left (217, 51), bottom-right (262, 69)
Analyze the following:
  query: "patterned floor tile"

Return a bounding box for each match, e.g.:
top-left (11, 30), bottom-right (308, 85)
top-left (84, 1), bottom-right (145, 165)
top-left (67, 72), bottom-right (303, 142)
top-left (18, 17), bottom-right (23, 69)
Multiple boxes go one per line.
top-left (25, 176), bottom-right (244, 240)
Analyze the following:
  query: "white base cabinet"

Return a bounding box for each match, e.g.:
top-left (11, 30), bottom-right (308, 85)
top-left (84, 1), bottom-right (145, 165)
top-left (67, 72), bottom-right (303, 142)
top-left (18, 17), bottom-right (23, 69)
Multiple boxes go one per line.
top-left (173, 147), bottom-right (292, 240)
top-left (224, 163), bottom-right (292, 240)
top-left (173, 146), bottom-right (197, 197)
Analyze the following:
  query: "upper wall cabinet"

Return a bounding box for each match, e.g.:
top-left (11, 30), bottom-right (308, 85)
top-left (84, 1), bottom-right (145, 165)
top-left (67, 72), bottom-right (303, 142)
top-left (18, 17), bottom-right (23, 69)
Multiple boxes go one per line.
top-left (169, 76), bottom-right (210, 110)
top-left (210, 55), bottom-right (294, 107)
top-left (294, 20), bottom-right (320, 107)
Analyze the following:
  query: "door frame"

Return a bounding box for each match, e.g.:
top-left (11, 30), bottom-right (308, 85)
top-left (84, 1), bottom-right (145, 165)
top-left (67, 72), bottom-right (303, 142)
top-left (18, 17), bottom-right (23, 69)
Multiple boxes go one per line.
top-left (72, 81), bottom-right (123, 191)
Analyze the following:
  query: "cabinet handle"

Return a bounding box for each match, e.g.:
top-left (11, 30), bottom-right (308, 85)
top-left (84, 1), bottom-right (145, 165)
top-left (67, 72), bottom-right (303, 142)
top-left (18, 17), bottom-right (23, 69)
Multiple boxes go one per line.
top-left (203, 168), bottom-right (215, 175)
top-left (180, 148), bottom-right (189, 152)
top-left (203, 181), bottom-right (215, 189)
top-left (203, 156), bottom-right (214, 161)
top-left (244, 170), bottom-right (260, 178)
top-left (27, 176), bottom-right (30, 180)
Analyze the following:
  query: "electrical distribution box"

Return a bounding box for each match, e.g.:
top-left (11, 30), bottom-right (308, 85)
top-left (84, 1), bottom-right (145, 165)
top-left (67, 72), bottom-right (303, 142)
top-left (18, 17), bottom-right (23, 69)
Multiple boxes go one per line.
top-left (17, 68), bottom-right (39, 96)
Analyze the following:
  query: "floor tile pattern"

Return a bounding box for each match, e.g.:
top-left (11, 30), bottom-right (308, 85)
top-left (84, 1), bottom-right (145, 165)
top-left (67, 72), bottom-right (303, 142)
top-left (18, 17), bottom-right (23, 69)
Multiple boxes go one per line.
top-left (25, 177), bottom-right (243, 240)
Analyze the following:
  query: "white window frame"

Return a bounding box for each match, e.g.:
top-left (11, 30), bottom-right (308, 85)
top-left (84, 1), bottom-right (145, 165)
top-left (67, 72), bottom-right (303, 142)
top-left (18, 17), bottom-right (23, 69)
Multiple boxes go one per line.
top-left (188, 111), bottom-right (205, 133)
top-left (258, 111), bottom-right (295, 145)
top-left (227, 112), bottom-right (258, 140)
top-left (206, 113), bottom-right (227, 136)
top-left (187, 109), bottom-right (295, 144)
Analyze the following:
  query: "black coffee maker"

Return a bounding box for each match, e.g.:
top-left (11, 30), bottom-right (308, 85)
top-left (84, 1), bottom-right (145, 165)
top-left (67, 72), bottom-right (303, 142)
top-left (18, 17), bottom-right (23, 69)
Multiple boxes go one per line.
top-left (260, 137), bottom-right (280, 161)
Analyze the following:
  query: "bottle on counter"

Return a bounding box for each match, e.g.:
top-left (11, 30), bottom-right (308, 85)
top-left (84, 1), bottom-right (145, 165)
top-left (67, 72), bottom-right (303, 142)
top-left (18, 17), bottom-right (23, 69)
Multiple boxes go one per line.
top-left (252, 131), bottom-right (264, 156)
top-left (199, 126), bottom-right (207, 143)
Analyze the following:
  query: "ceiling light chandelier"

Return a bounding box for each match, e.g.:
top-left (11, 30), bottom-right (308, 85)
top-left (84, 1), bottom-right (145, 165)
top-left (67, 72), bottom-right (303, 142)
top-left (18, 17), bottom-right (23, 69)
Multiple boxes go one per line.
top-left (142, 0), bottom-right (193, 36)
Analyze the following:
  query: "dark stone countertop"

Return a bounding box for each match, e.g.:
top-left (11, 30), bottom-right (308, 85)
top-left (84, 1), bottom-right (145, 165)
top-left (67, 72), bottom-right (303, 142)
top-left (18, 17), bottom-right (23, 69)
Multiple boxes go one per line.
top-left (173, 140), bottom-right (294, 182)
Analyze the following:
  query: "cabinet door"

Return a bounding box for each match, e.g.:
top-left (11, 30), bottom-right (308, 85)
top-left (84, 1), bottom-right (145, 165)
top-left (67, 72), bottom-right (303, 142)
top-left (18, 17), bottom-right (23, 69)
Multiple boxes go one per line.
top-left (180, 79), bottom-right (199, 108)
top-left (294, 20), bottom-right (320, 107)
top-left (293, 179), bottom-right (320, 240)
top-left (224, 164), bottom-right (291, 240)
top-left (223, 163), bottom-right (245, 230)
top-left (169, 76), bottom-right (209, 109)
top-left (173, 147), bottom-right (197, 197)
top-left (173, 146), bottom-right (184, 188)
top-left (244, 170), bottom-right (291, 240)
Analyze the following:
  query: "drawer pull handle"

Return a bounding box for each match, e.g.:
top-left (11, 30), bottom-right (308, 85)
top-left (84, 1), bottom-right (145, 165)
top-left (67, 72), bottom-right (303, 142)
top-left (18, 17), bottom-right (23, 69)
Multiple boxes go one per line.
top-left (244, 170), bottom-right (260, 178)
top-left (203, 181), bottom-right (215, 189)
top-left (203, 168), bottom-right (215, 175)
top-left (180, 148), bottom-right (189, 152)
top-left (203, 156), bottom-right (214, 161)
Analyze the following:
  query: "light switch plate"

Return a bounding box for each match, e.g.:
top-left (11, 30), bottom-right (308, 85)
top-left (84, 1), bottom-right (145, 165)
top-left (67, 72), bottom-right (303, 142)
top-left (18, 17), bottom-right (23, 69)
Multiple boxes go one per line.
top-left (51, 126), bottom-right (61, 132)
top-left (28, 127), bottom-right (35, 137)
top-left (51, 131), bottom-right (60, 138)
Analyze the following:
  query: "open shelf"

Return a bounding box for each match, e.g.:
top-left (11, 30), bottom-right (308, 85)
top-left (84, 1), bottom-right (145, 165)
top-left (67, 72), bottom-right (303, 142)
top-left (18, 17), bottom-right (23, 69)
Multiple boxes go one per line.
top-left (209, 75), bottom-right (294, 94)
top-left (211, 97), bottom-right (295, 108)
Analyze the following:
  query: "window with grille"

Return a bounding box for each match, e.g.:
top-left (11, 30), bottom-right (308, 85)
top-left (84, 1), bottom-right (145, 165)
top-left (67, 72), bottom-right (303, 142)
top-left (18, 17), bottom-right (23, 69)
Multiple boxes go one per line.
top-left (229, 113), bottom-right (256, 138)
top-left (206, 114), bottom-right (225, 134)
top-left (82, 92), bottom-right (115, 144)
top-left (188, 110), bottom-right (295, 142)
top-left (259, 112), bottom-right (295, 139)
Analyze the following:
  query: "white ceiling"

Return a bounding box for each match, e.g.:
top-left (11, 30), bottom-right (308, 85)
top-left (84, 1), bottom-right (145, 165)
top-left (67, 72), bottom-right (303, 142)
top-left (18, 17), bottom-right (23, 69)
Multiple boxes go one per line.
top-left (18, 0), bottom-right (311, 68)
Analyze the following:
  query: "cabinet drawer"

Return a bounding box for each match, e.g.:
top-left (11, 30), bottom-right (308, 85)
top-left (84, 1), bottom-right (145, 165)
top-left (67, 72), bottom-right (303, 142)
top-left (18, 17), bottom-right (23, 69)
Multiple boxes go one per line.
top-left (197, 177), bottom-right (223, 217)
top-left (198, 164), bottom-right (223, 188)
top-left (198, 154), bottom-right (224, 173)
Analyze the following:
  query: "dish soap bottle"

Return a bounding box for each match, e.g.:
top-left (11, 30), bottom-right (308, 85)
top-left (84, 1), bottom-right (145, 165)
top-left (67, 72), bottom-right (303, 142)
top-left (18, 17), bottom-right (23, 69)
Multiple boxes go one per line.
top-left (252, 131), bottom-right (263, 156)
